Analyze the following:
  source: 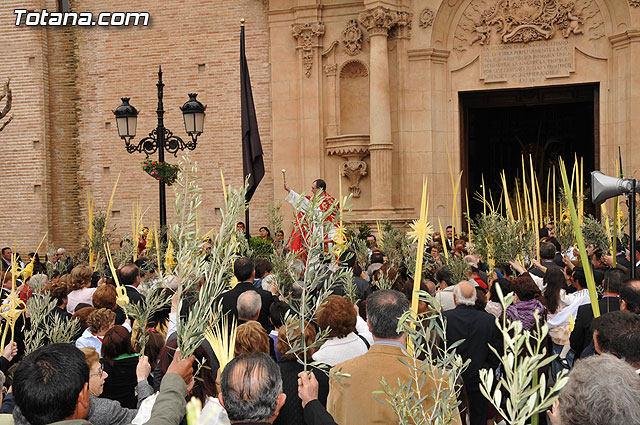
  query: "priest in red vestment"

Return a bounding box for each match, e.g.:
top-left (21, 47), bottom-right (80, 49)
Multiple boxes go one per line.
top-left (284, 179), bottom-right (337, 254)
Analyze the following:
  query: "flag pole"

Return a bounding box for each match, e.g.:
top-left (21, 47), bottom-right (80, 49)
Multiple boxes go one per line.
top-left (242, 18), bottom-right (249, 237)
top-left (240, 18), bottom-right (265, 237)
top-left (246, 206), bottom-right (250, 237)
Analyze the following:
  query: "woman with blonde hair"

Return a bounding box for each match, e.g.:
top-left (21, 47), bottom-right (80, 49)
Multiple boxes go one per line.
top-left (67, 264), bottom-right (96, 314)
top-left (234, 321), bottom-right (270, 356)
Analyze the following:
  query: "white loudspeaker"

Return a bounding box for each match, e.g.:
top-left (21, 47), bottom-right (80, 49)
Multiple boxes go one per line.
top-left (591, 171), bottom-right (638, 205)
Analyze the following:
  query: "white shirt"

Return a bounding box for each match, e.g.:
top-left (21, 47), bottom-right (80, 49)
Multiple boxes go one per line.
top-left (436, 286), bottom-right (456, 311)
top-left (547, 288), bottom-right (591, 328)
top-left (313, 332), bottom-right (369, 367)
top-left (133, 395), bottom-right (230, 425)
top-left (167, 312), bottom-right (178, 342)
top-left (75, 322), bottom-right (131, 354)
top-left (312, 315), bottom-right (373, 366)
top-left (355, 315), bottom-right (374, 345)
top-left (67, 287), bottom-right (97, 314)
top-left (530, 274), bottom-right (545, 292)
top-left (286, 189), bottom-right (310, 210)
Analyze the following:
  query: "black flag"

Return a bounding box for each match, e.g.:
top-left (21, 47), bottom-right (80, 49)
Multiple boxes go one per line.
top-left (241, 24), bottom-right (264, 203)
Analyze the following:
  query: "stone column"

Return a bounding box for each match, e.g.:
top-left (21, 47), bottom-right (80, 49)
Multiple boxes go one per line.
top-left (292, 22), bottom-right (325, 185)
top-left (359, 7), bottom-right (406, 211)
top-left (324, 63), bottom-right (338, 138)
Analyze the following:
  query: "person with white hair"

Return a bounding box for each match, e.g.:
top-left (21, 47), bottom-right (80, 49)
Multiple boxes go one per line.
top-left (547, 354), bottom-right (640, 425)
top-left (55, 247), bottom-right (71, 273)
top-left (237, 290), bottom-right (262, 324)
top-left (441, 282), bottom-right (501, 425)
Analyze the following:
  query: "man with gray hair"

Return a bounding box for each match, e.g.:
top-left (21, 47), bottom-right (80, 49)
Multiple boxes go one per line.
top-left (237, 290), bottom-right (262, 324)
top-left (219, 352), bottom-right (287, 424)
top-left (56, 247), bottom-right (71, 273)
top-left (547, 354), bottom-right (640, 425)
top-left (327, 290), bottom-right (445, 425)
top-left (442, 281), bottom-right (501, 425)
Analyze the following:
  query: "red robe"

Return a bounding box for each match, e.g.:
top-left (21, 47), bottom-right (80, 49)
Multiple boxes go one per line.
top-left (288, 191), bottom-right (336, 254)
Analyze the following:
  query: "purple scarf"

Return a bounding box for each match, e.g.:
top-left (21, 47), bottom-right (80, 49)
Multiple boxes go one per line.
top-left (506, 299), bottom-right (547, 331)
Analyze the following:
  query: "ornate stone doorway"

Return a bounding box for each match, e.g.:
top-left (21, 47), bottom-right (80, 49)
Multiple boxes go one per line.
top-left (460, 83), bottom-right (599, 221)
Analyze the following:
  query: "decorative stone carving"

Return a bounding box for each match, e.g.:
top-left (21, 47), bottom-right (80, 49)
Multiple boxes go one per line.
top-left (359, 7), bottom-right (410, 36)
top-left (392, 11), bottom-right (414, 39)
top-left (326, 134), bottom-right (369, 157)
top-left (340, 60), bottom-right (368, 78)
top-left (630, 0), bottom-right (640, 7)
top-left (453, 0), bottom-right (604, 54)
top-left (419, 8), bottom-right (435, 28)
top-left (469, 0), bottom-right (583, 44)
top-left (326, 134), bottom-right (370, 198)
top-left (324, 63), bottom-right (338, 75)
top-left (342, 20), bottom-right (363, 55)
top-left (342, 161), bottom-right (367, 197)
top-left (322, 41), bottom-right (339, 57)
top-left (292, 22), bottom-right (325, 77)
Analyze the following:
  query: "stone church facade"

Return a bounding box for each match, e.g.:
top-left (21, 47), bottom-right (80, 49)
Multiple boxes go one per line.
top-left (0, 0), bottom-right (638, 252)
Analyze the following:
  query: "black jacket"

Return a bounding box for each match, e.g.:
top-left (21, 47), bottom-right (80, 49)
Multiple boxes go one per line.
top-left (219, 282), bottom-right (276, 331)
top-left (303, 400), bottom-right (338, 425)
top-left (101, 354), bottom-right (139, 409)
top-left (442, 305), bottom-right (502, 386)
top-left (353, 276), bottom-right (373, 300)
top-left (570, 296), bottom-right (620, 358)
top-left (274, 360), bottom-right (329, 425)
top-left (125, 285), bottom-right (144, 305)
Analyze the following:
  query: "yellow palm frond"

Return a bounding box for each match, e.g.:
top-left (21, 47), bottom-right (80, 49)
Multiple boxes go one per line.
top-left (205, 314), bottom-right (237, 372)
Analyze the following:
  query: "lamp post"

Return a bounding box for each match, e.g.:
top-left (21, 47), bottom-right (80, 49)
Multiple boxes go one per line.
top-left (114, 66), bottom-right (206, 230)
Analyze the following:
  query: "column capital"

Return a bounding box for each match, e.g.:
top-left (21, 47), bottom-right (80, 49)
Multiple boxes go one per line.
top-left (358, 6), bottom-right (410, 36)
top-left (292, 22), bottom-right (325, 77)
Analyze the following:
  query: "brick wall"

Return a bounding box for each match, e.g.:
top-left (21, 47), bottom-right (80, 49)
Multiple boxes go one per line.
top-left (0, 0), bottom-right (274, 254)
top-left (0, 0), bottom-right (51, 254)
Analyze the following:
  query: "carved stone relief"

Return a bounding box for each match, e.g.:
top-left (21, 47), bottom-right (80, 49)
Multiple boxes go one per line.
top-left (342, 161), bottom-right (368, 197)
top-left (472, 0), bottom-right (583, 45)
top-left (326, 135), bottom-right (370, 198)
top-left (359, 7), bottom-right (412, 37)
top-left (324, 63), bottom-right (338, 75)
top-left (419, 8), bottom-right (435, 28)
top-left (630, 0), bottom-right (640, 7)
top-left (453, 0), bottom-right (604, 54)
top-left (394, 11), bottom-right (413, 39)
top-left (342, 20), bottom-right (363, 55)
top-left (340, 60), bottom-right (369, 78)
top-left (292, 22), bottom-right (325, 77)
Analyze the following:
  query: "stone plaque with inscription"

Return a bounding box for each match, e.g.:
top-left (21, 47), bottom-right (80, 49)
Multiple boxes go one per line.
top-left (481, 39), bottom-right (575, 85)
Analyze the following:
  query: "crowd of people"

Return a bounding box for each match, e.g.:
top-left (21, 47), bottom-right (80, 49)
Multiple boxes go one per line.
top-left (0, 210), bottom-right (639, 425)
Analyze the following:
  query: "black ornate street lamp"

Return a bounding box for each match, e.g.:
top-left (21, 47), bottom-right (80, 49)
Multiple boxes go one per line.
top-left (114, 66), bottom-right (206, 229)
